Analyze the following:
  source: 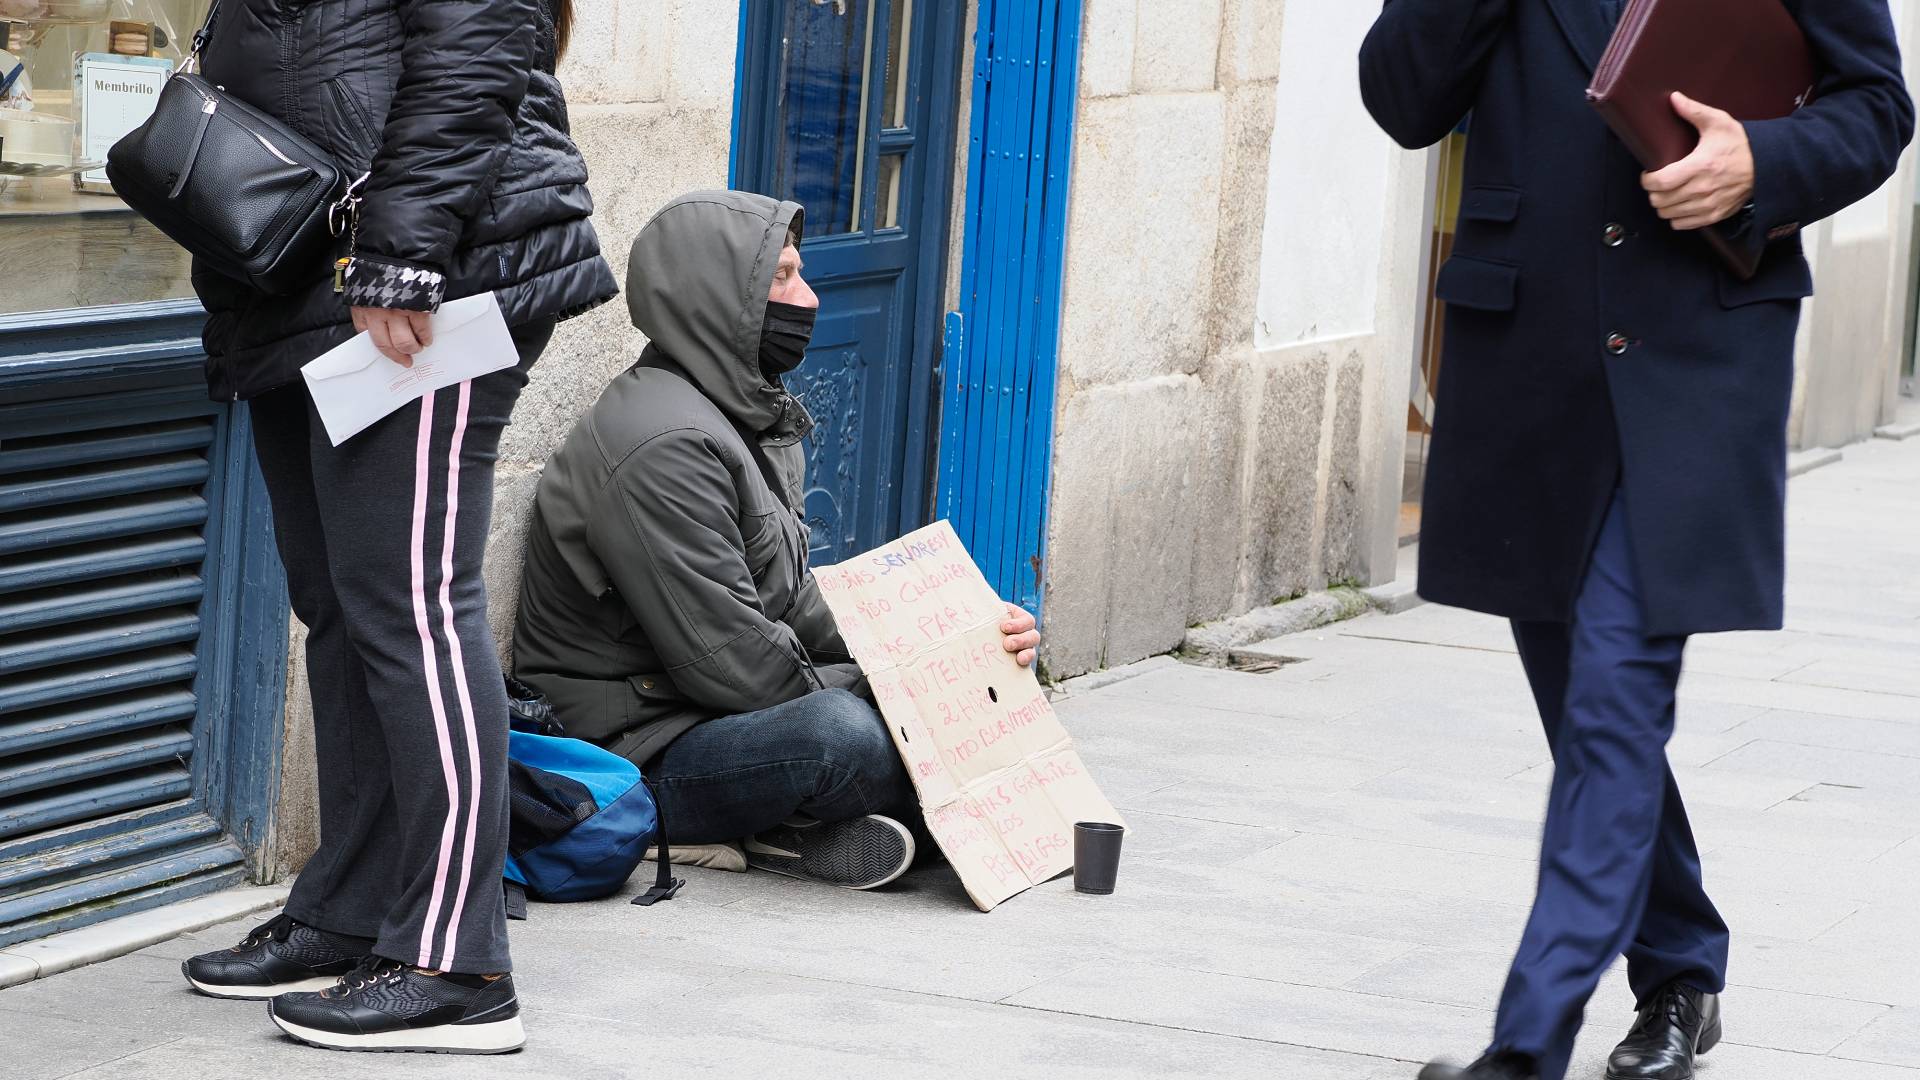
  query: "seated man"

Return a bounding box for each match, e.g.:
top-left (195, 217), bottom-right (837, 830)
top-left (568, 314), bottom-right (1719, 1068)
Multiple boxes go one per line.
top-left (513, 190), bottom-right (1040, 890)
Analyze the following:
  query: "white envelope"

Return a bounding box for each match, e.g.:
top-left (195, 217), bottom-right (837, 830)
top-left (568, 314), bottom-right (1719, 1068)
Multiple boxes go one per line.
top-left (301, 292), bottom-right (520, 447)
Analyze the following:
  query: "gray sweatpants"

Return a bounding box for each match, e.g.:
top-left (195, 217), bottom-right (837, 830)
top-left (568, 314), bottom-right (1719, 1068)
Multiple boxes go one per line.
top-left (248, 321), bottom-right (552, 974)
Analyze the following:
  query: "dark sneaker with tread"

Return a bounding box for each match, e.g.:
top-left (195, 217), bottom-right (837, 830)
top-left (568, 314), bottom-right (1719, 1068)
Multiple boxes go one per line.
top-left (181, 912), bottom-right (372, 999)
top-left (744, 814), bottom-right (915, 890)
top-left (1418, 1051), bottom-right (1541, 1080)
top-left (268, 956), bottom-right (525, 1054)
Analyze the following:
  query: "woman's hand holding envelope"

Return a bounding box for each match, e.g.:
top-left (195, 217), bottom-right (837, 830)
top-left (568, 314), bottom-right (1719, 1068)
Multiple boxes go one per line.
top-left (351, 306), bottom-right (437, 367)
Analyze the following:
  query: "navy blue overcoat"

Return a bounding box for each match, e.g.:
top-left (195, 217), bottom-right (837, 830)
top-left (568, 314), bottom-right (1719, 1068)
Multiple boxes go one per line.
top-left (1360, 0), bottom-right (1912, 635)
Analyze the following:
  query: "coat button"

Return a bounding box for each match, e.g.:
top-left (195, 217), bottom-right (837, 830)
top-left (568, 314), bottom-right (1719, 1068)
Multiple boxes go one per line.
top-left (641, 679), bottom-right (656, 690)
top-left (1606, 332), bottom-right (1630, 355)
top-left (1603, 223), bottom-right (1626, 247)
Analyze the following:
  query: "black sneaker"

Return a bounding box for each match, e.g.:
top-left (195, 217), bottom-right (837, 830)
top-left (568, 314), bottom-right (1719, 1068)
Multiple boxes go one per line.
top-left (744, 814), bottom-right (915, 890)
top-left (268, 956), bottom-right (525, 1054)
top-left (181, 912), bottom-right (372, 999)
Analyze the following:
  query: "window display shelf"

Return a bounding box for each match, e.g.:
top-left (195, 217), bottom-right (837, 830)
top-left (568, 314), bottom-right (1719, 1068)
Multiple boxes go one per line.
top-left (1, 172), bottom-right (126, 210)
top-left (0, 181), bottom-right (188, 310)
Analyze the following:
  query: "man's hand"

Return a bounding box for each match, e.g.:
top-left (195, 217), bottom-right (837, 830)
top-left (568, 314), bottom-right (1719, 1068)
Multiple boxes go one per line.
top-left (1642, 91), bottom-right (1755, 231)
top-left (1001, 603), bottom-right (1040, 668)
top-left (352, 306), bottom-right (434, 368)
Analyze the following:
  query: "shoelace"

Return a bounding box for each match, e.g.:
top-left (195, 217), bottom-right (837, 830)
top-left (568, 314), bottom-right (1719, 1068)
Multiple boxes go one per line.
top-left (328, 955), bottom-right (408, 997)
top-left (1630, 987), bottom-right (1699, 1038)
top-left (240, 912), bottom-right (298, 949)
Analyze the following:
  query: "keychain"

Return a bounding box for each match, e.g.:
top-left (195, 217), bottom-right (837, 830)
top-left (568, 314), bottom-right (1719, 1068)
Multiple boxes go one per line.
top-left (328, 171), bottom-right (371, 294)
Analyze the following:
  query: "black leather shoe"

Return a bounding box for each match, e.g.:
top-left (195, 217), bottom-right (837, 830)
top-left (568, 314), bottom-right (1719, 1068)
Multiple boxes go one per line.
top-left (268, 956), bottom-right (524, 1053)
top-left (1419, 1051), bottom-right (1540, 1080)
top-left (181, 912), bottom-right (372, 999)
top-left (1608, 983), bottom-right (1721, 1080)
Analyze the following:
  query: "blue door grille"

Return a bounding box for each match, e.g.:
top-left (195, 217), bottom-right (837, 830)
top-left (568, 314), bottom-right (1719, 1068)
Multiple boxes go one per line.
top-left (0, 387), bottom-right (251, 947)
top-left (935, 0), bottom-right (1084, 616)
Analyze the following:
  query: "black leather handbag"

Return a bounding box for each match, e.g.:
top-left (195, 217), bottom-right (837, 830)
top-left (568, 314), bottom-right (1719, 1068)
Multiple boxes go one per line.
top-left (106, 0), bottom-right (351, 296)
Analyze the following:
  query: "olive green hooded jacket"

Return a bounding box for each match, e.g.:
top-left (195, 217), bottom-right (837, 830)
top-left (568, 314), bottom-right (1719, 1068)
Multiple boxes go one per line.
top-left (512, 190), bottom-right (859, 766)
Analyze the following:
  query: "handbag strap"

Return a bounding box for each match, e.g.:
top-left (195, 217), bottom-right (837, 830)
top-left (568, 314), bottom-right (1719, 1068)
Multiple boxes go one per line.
top-left (182, 0), bottom-right (222, 74)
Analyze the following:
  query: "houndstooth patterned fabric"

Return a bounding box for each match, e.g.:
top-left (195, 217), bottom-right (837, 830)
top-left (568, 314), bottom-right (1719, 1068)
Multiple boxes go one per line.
top-left (343, 256), bottom-right (446, 313)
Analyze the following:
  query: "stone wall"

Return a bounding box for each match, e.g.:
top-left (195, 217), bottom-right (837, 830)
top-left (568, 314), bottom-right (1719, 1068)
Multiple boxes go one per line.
top-left (1787, 0), bottom-right (1920, 450)
top-left (1040, 0), bottom-right (1426, 678)
top-left (269, 1), bottom-right (741, 875)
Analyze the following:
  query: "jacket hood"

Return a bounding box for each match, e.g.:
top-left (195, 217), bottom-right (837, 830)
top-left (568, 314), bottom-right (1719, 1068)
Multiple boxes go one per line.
top-left (626, 190), bottom-right (809, 436)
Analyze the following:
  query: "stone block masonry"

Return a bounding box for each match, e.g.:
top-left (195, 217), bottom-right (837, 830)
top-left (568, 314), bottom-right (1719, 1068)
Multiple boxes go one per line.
top-left (1039, 0), bottom-right (1425, 677)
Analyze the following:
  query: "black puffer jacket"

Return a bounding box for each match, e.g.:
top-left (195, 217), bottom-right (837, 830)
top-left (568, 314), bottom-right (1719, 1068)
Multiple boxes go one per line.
top-left (191, 0), bottom-right (618, 400)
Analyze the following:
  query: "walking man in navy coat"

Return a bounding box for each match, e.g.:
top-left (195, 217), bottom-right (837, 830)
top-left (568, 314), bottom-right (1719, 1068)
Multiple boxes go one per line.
top-left (1359, 2), bottom-right (1912, 1079)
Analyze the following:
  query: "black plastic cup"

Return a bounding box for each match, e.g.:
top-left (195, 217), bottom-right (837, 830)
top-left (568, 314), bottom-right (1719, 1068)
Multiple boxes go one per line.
top-left (1073, 822), bottom-right (1125, 894)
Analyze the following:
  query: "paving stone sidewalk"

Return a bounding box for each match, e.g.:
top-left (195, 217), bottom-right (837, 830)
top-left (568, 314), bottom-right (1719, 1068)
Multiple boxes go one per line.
top-left (4, 434), bottom-right (1919, 1079)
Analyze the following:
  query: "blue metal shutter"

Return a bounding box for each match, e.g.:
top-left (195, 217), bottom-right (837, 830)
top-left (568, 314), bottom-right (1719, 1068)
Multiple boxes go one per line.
top-left (0, 387), bottom-right (251, 947)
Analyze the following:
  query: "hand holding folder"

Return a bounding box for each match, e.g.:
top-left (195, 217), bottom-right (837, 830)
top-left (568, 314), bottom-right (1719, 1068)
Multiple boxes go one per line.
top-left (1587, 0), bottom-right (1817, 278)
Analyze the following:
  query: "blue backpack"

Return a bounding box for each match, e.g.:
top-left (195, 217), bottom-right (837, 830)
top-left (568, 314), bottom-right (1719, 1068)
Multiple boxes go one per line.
top-left (503, 679), bottom-right (681, 916)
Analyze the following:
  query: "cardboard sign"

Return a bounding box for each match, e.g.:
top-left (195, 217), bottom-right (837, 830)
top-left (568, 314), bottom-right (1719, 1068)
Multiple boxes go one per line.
top-left (812, 521), bottom-right (1123, 911)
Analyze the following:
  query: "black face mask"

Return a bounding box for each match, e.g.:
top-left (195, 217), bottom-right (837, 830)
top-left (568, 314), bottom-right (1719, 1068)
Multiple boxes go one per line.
top-left (759, 301), bottom-right (817, 378)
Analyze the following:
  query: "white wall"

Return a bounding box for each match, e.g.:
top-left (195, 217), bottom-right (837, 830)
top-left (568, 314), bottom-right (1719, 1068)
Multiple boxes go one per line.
top-left (1042, 0), bottom-right (1430, 677)
top-left (1253, 1), bottom-right (1393, 348)
top-left (1788, 0), bottom-right (1920, 447)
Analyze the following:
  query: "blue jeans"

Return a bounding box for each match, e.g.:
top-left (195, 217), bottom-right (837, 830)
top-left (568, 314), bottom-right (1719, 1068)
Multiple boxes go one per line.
top-left (645, 689), bottom-right (919, 845)
top-left (1493, 490), bottom-right (1730, 1080)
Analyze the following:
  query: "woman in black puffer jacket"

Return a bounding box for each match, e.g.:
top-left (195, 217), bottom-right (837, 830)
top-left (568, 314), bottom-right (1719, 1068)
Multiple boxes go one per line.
top-left (174, 0), bottom-right (615, 1055)
top-left (191, 0), bottom-right (615, 390)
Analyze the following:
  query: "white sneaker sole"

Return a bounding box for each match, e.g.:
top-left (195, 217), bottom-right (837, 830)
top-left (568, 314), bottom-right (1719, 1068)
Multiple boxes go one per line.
top-left (848, 816), bottom-right (914, 890)
top-left (746, 814), bottom-right (916, 890)
top-left (269, 1010), bottom-right (526, 1054)
top-left (186, 973), bottom-right (341, 1000)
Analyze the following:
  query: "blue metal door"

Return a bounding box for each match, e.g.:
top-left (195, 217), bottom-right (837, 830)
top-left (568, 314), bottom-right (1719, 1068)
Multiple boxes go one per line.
top-left (734, 0), bottom-right (966, 563)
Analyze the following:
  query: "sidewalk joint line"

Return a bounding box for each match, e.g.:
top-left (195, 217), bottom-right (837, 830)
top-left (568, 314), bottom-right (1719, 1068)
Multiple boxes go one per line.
top-left (994, 999), bottom-right (1422, 1064)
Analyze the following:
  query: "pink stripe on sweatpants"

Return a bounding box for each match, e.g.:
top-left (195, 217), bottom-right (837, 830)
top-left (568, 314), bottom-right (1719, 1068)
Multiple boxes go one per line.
top-left (410, 388), bottom-right (464, 971)
top-left (436, 380), bottom-right (482, 971)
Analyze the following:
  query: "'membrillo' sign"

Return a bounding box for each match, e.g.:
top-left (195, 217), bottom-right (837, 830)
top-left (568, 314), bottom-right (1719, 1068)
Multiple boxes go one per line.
top-left (76, 53), bottom-right (171, 188)
top-left (91, 77), bottom-right (158, 95)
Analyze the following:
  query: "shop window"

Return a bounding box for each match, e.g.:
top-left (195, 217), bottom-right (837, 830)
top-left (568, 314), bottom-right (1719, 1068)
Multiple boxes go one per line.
top-left (1, 0), bottom-right (206, 317)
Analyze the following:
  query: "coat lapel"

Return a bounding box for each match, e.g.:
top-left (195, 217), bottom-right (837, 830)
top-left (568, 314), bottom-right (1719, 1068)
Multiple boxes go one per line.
top-left (1540, 0), bottom-right (1616, 73)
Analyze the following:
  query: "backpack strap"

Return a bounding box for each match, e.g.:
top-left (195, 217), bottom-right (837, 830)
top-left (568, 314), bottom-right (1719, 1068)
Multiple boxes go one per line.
top-left (504, 880), bottom-right (529, 921)
top-left (631, 779), bottom-right (683, 907)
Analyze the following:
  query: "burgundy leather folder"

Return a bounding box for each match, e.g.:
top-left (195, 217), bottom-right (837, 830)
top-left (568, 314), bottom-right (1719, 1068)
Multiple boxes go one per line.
top-left (1587, 0), bottom-right (1817, 278)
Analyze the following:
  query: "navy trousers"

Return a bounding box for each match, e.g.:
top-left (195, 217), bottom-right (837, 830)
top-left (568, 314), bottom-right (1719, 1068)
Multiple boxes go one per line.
top-left (1492, 491), bottom-right (1730, 1080)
